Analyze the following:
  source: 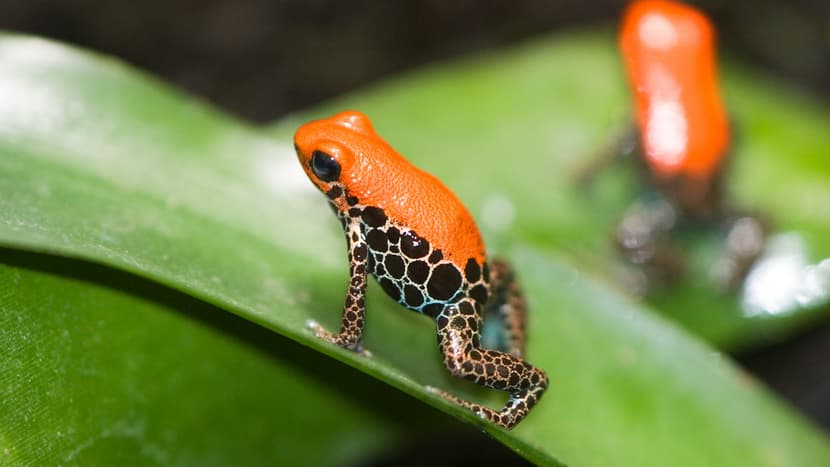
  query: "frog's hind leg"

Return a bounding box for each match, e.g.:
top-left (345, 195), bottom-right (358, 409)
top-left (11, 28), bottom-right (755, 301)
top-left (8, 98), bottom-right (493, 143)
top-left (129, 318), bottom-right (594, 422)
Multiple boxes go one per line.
top-left (432, 298), bottom-right (548, 429)
top-left (483, 259), bottom-right (526, 358)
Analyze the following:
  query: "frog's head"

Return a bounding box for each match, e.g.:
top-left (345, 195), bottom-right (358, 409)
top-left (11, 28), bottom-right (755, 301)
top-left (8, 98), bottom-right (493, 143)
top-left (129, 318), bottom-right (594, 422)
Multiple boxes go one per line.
top-left (294, 110), bottom-right (377, 197)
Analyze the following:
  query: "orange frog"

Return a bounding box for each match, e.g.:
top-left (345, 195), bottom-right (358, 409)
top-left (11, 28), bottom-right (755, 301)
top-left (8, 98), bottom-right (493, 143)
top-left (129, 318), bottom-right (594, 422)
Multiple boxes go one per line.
top-left (621, 0), bottom-right (729, 213)
top-left (611, 0), bottom-right (765, 291)
top-left (294, 111), bottom-right (548, 429)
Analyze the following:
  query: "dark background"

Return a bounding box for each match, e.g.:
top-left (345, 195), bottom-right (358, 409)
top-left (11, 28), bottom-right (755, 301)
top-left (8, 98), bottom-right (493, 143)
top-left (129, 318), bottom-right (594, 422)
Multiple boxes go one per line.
top-left (2, 0), bottom-right (829, 122)
top-left (1, 0), bottom-right (828, 460)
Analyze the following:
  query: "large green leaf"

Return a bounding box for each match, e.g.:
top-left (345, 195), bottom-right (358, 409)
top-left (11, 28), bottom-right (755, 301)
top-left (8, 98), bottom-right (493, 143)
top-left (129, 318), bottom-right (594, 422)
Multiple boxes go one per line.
top-left (1, 31), bottom-right (829, 466)
top-left (0, 250), bottom-right (433, 466)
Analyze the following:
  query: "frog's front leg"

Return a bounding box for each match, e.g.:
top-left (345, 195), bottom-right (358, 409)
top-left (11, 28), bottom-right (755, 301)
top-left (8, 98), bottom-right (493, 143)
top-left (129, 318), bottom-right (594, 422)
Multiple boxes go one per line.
top-left (306, 220), bottom-right (370, 353)
top-left (432, 298), bottom-right (548, 429)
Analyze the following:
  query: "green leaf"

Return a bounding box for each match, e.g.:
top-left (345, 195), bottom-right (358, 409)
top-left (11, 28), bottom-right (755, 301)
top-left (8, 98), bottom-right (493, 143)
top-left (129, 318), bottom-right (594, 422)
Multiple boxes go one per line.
top-left (0, 250), bottom-right (433, 466)
top-left (1, 30), bottom-right (829, 466)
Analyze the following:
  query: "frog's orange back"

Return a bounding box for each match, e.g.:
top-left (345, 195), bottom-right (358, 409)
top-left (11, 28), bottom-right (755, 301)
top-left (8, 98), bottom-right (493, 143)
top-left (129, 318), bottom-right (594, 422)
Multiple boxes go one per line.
top-left (620, 0), bottom-right (729, 180)
top-left (295, 111), bottom-right (486, 265)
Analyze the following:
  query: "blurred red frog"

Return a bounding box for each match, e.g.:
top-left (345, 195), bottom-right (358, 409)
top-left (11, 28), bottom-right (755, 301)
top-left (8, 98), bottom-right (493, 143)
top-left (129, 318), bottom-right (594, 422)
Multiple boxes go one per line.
top-left (585, 0), bottom-right (767, 294)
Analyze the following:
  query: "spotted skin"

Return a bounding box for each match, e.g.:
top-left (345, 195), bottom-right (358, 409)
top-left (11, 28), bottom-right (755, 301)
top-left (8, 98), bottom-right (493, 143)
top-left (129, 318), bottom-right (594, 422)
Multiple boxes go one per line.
top-left (294, 111), bottom-right (548, 429)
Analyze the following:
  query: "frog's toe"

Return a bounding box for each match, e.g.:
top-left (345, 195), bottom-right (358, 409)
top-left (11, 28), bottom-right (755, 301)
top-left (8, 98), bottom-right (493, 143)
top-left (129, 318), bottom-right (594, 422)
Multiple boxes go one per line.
top-left (425, 385), bottom-right (456, 402)
top-left (305, 319), bottom-right (331, 340)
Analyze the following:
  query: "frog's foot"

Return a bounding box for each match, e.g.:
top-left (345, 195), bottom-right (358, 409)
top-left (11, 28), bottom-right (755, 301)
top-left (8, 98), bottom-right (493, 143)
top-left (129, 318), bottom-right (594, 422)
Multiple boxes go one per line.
top-left (304, 319), bottom-right (334, 341)
top-left (426, 384), bottom-right (547, 430)
top-left (614, 197), bottom-right (686, 293)
top-left (435, 300), bottom-right (548, 430)
top-left (712, 215), bottom-right (766, 290)
top-left (304, 319), bottom-right (372, 357)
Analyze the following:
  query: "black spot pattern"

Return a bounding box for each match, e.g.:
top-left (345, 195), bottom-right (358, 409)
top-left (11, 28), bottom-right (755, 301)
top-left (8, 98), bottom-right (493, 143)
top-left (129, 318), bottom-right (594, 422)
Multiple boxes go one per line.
top-left (406, 260), bottom-right (429, 284)
top-left (423, 303), bottom-right (444, 318)
top-left (428, 250), bottom-right (444, 264)
top-left (352, 243), bottom-right (367, 261)
top-left (366, 229), bottom-right (387, 251)
top-left (470, 284), bottom-right (488, 305)
top-left (465, 258), bottom-right (481, 283)
top-left (404, 284), bottom-right (424, 307)
top-left (386, 227), bottom-right (400, 243)
top-left (336, 203), bottom-right (490, 316)
top-left (400, 231), bottom-right (430, 258)
top-left (428, 263), bottom-right (463, 301)
top-left (384, 254), bottom-right (405, 279)
top-left (326, 186), bottom-right (343, 199)
top-left (361, 207), bottom-right (387, 227)
top-left (458, 301), bottom-right (476, 315)
top-left (379, 277), bottom-right (400, 301)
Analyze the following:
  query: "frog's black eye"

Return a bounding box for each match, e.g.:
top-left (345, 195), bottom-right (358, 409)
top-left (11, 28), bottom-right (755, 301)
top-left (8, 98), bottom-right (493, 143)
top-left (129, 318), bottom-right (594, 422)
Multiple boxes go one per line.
top-left (311, 150), bottom-right (341, 182)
